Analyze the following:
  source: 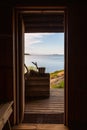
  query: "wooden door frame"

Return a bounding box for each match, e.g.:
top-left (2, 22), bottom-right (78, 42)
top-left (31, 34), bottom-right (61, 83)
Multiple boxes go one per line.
top-left (13, 9), bottom-right (25, 124)
top-left (13, 6), bottom-right (68, 125)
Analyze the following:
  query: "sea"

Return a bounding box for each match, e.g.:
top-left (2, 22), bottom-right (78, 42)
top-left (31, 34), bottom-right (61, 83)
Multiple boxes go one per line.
top-left (24, 54), bottom-right (64, 73)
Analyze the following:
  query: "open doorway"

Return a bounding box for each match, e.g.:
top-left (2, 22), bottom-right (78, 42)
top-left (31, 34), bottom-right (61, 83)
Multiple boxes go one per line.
top-left (14, 6), bottom-right (68, 125)
top-left (23, 32), bottom-right (64, 123)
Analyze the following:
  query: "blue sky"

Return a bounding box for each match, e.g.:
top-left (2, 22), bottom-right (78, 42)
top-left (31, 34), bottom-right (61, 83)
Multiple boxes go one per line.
top-left (24, 33), bottom-right (64, 55)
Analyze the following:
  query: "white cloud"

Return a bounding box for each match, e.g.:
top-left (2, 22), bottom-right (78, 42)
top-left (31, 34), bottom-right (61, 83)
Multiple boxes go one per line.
top-left (24, 33), bottom-right (50, 53)
top-left (24, 33), bottom-right (54, 45)
top-left (24, 33), bottom-right (64, 54)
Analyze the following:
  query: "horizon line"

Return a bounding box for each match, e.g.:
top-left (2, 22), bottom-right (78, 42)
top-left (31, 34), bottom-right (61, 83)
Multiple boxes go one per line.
top-left (24, 53), bottom-right (64, 55)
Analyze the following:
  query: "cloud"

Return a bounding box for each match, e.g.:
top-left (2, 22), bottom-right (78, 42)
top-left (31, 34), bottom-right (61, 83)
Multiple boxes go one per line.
top-left (24, 33), bottom-right (54, 45)
top-left (24, 33), bottom-right (64, 54)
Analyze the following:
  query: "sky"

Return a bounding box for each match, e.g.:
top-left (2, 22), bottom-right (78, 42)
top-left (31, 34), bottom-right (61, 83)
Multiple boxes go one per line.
top-left (24, 33), bottom-right (64, 55)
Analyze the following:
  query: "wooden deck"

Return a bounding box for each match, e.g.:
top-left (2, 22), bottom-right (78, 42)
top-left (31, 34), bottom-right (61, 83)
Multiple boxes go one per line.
top-left (12, 124), bottom-right (69, 130)
top-left (23, 88), bottom-right (64, 124)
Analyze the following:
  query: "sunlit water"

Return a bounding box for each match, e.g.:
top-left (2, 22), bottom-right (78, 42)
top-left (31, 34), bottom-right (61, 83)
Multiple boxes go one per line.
top-left (24, 55), bottom-right (64, 73)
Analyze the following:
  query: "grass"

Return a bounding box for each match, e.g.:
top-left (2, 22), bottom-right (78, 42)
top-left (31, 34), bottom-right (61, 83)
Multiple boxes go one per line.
top-left (50, 70), bottom-right (64, 89)
top-left (28, 66), bottom-right (37, 71)
top-left (50, 70), bottom-right (64, 79)
top-left (51, 80), bottom-right (64, 88)
top-left (24, 66), bottom-right (37, 73)
top-left (24, 65), bottom-right (64, 89)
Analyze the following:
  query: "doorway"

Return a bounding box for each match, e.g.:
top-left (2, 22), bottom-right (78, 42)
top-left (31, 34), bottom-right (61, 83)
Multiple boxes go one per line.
top-left (23, 32), bottom-right (64, 123)
top-left (13, 6), bottom-right (68, 125)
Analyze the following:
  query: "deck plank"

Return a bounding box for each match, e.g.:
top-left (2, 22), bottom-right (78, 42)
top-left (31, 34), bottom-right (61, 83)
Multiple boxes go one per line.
top-left (25, 88), bottom-right (64, 114)
top-left (23, 89), bottom-right (64, 123)
top-left (12, 124), bottom-right (69, 130)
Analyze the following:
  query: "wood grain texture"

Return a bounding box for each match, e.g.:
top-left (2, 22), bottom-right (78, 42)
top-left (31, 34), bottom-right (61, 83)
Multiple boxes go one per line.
top-left (25, 73), bottom-right (50, 98)
top-left (23, 89), bottom-right (64, 123)
top-left (25, 89), bottom-right (64, 114)
top-left (12, 123), bottom-right (69, 130)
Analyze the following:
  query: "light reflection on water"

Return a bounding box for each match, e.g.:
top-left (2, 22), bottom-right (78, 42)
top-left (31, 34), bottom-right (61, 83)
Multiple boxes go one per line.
top-left (24, 55), bottom-right (64, 73)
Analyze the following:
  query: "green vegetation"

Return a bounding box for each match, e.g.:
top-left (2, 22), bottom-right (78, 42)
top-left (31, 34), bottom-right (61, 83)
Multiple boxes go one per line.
top-left (24, 64), bottom-right (64, 89)
top-left (51, 80), bottom-right (64, 88)
top-left (24, 65), bottom-right (38, 73)
top-left (28, 66), bottom-right (37, 71)
top-left (50, 70), bottom-right (64, 79)
top-left (50, 70), bottom-right (64, 89)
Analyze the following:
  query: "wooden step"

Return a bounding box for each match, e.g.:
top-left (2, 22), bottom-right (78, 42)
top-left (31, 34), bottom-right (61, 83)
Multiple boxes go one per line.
top-left (12, 123), bottom-right (69, 130)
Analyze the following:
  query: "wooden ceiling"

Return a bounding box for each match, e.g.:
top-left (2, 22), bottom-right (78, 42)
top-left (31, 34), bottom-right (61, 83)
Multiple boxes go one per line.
top-left (23, 12), bottom-right (64, 33)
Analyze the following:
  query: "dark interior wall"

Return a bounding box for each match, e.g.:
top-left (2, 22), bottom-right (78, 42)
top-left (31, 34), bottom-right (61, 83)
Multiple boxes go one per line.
top-left (0, 6), bottom-right (13, 102)
top-left (68, 4), bottom-right (87, 126)
top-left (0, 1), bottom-right (87, 127)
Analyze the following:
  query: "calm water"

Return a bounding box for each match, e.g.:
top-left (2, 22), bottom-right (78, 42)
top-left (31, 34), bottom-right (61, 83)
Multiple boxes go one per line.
top-left (24, 55), bottom-right (64, 73)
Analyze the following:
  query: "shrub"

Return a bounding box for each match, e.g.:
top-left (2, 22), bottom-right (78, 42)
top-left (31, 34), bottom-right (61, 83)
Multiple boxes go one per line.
top-left (51, 80), bottom-right (64, 88)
